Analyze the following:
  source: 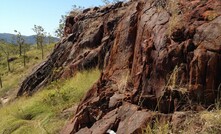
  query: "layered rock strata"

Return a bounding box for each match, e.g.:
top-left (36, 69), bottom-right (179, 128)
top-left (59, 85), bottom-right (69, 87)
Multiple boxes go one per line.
top-left (17, 0), bottom-right (221, 133)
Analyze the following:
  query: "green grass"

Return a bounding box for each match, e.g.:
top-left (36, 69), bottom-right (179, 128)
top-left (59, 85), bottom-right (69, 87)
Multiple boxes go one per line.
top-left (199, 110), bottom-right (221, 133)
top-left (144, 117), bottom-right (171, 134)
top-left (0, 69), bottom-right (100, 133)
top-left (143, 108), bottom-right (221, 134)
top-left (0, 44), bottom-right (54, 99)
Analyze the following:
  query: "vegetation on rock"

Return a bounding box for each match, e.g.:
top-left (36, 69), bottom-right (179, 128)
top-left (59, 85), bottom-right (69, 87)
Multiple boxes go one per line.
top-left (0, 0), bottom-right (221, 133)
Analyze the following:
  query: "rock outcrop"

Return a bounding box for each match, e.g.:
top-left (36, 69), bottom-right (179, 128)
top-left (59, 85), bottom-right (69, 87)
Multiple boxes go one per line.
top-left (18, 0), bottom-right (221, 133)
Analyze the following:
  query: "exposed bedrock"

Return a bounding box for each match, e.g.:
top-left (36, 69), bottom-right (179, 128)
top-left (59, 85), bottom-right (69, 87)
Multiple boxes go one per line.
top-left (17, 0), bottom-right (221, 133)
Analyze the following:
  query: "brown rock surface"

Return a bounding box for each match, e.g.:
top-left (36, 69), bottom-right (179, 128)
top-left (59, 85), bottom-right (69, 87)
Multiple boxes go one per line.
top-left (17, 0), bottom-right (221, 133)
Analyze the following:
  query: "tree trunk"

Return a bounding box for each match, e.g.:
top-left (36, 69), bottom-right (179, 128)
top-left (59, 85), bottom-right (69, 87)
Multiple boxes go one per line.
top-left (23, 50), bottom-right (26, 67)
top-left (41, 43), bottom-right (44, 59)
top-left (0, 76), bottom-right (2, 88)
top-left (37, 42), bottom-right (39, 49)
top-left (19, 43), bottom-right (22, 56)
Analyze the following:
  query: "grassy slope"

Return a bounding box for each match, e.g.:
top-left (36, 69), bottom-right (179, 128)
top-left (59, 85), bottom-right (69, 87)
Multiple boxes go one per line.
top-left (0, 44), bottom-right (54, 99)
top-left (0, 69), bottom-right (100, 133)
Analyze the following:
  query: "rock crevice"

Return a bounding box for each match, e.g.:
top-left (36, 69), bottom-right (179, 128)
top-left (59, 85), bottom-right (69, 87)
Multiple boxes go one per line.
top-left (17, 0), bottom-right (221, 133)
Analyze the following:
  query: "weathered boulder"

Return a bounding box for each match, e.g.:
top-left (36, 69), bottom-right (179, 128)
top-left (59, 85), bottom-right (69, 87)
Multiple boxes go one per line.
top-left (17, 0), bottom-right (221, 133)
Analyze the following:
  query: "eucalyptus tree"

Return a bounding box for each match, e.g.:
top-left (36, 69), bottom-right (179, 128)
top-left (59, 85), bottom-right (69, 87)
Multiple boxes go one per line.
top-left (0, 39), bottom-right (14, 72)
top-left (55, 15), bottom-right (66, 38)
top-left (47, 33), bottom-right (55, 45)
top-left (14, 30), bottom-right (28, 67)
top-left (55, 5), bottom-right (84, 38)
top-left (32, 25), bottom-right (46, 59)
top-left (14, 30), bottom-right (25, 56)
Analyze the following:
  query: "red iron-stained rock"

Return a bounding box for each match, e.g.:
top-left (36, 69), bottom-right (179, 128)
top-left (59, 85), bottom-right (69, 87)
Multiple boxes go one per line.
top-left (17, 0), bottom-right (221, 133)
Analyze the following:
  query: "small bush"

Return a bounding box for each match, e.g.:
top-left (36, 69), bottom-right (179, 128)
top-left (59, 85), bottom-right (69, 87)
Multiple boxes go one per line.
top-left (166, 0), bottom-right (184, 36)
top-left (144, 118), bottom-right (171, 134)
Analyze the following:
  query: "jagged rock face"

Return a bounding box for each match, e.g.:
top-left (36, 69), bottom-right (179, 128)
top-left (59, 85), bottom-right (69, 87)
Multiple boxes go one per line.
top-left (17, 0), bottom-right (221, 133)
top-left (18, 2), bottom-right (126, 95)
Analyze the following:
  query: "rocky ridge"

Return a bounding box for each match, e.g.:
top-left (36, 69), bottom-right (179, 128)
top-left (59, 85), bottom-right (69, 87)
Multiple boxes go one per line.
top-left (18, 0), bottom-right (221, 133)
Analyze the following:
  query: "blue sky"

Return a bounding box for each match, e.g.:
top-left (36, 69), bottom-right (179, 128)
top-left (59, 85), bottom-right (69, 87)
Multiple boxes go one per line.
top-left (0, 0), bottom-right (104, 36)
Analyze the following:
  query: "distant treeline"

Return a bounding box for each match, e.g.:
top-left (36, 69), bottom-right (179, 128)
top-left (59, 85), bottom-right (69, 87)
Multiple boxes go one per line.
top-left (0, 33), bottom-right (59, 45)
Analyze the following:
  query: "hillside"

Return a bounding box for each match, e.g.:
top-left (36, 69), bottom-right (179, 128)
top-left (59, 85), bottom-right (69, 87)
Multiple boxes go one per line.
top-left (0, 44), bottom-right (55, 102)
top-left (0, 0), bottom-right (221, 133)
top-left (0, 33), bottom-right (59, 44)
top-left (0, 69), bottom-right (100, 133)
